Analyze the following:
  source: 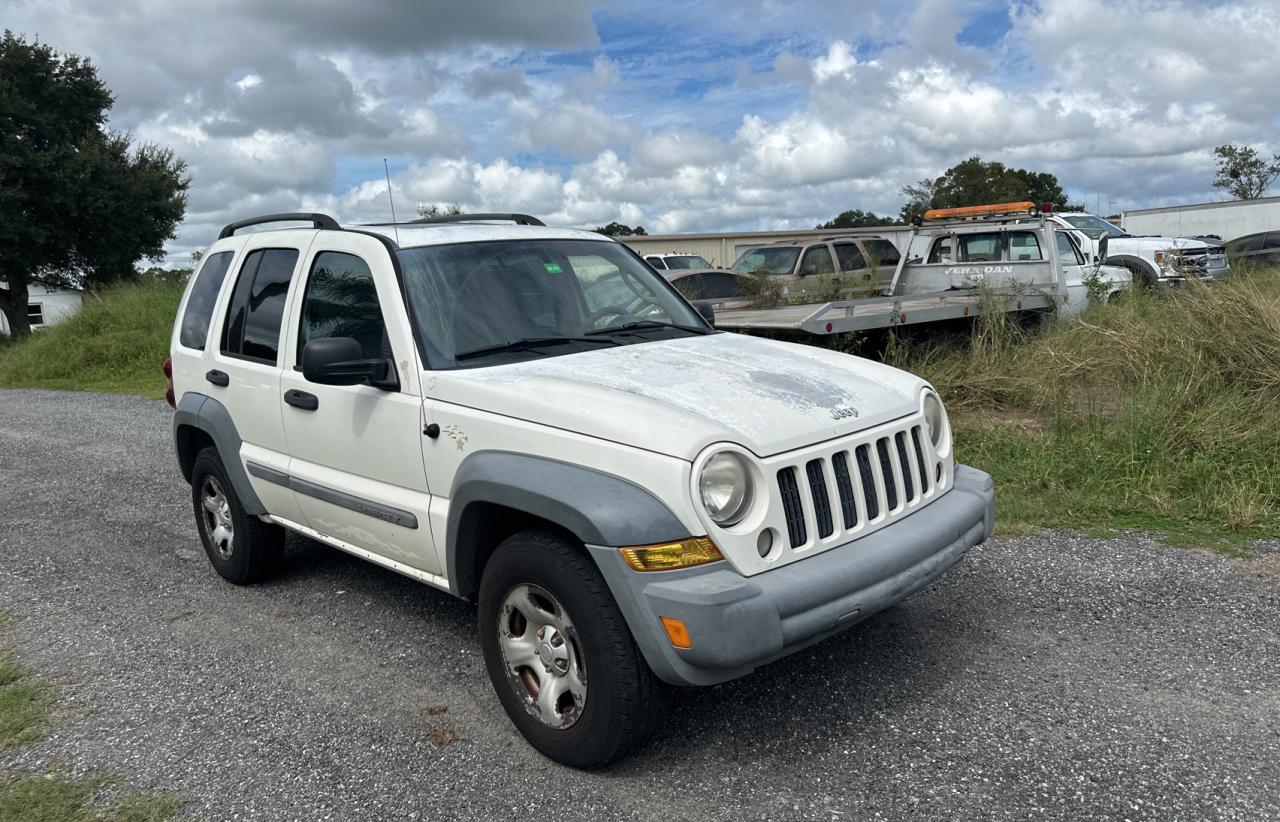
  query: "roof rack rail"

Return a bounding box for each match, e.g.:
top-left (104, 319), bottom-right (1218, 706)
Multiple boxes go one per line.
top-left (218, 213), bottom-right (340, 239)
top-left (409, 213), bottom-right (546, 227)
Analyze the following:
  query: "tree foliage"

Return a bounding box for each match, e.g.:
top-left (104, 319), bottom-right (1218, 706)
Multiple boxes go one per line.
top-left (898, 156), bottom-right (1068, 221)
top-left (594, 221), bottom-right (647, 236)
top-left (416, 202), bottom-right (463, 219)
top-left (1211, 143), bottom-right (1280, 200)
top-left (0, 31), bottom-right (188, 337)
top-left (816, 209), bottom-right (899, 229)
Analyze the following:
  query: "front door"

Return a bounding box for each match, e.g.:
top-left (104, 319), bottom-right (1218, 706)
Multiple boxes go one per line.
top-left (277, 234), bottom-right (440, 576)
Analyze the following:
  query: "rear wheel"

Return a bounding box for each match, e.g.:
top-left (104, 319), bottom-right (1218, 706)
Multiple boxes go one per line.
top-left (478, 530), bottom-right (664, 769)
top-left (190, 446), bottom-right (284, 585)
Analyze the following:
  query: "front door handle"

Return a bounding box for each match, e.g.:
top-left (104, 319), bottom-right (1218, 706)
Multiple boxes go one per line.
top-left (284, 389), bottom-right (319, 411)
top-left (205, 369), bottom-right (229, 387)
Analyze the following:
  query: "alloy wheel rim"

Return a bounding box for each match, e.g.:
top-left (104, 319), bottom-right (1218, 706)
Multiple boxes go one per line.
top-left (200, 476), bottom-right (235, 560)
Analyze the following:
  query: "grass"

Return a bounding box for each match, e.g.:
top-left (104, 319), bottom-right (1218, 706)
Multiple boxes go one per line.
top-left (883, 264), bottom-right (1280, 551)
top-left (0, 777), bottom-right (181, 822)
top-left (0, 615), bottom-right (181, 821)
top-left (0, 284), bottom-right (182, 399)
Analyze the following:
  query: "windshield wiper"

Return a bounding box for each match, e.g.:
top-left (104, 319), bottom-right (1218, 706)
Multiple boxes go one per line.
top-left (455, 336), bottom-right (620, 361)
top-left (587, 320), bottom-right (711, 337)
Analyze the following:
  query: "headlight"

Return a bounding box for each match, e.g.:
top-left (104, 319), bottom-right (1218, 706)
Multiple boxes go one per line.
top-left (923, 391), bottom-right (947, 450)
top-left (699, 451), bottom-right (754, 527)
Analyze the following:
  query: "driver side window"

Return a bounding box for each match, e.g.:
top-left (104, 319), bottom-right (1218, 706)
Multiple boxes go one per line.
top-left (298, 252), bottom-right (389, 361)
top-left (1055, 232), bottom-right (1085, 265)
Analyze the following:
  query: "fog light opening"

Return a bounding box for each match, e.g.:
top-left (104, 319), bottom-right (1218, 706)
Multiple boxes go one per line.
top-left (757, 528), bottom-right (776, 559)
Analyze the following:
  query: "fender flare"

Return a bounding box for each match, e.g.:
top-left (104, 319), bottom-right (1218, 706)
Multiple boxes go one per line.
top-left (173, 392), bottom-right (266, 515)
top-left (1106, 254), bottom-right (1160, 284)
top-left (446, 451), bottom-right (690, 596)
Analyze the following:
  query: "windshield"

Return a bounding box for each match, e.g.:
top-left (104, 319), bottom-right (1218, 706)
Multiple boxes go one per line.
top-left (1063, 214), bottom-right (1129, 240)
top-left (397, 239), bottom-right (708, 369)
top-left (730, 247), bottom-right (801, 275)
top-left (662, 255), bottom-right (711, 270)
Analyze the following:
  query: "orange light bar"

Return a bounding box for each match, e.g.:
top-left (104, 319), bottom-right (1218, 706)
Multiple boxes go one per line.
top-left (660, 617), bottom-right (692, 649)
top-left (923, 201), bottom-right (1038, 222)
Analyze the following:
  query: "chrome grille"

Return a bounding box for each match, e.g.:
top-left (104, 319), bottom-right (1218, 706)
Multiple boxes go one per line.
top-left (774, 420), bottom-right (945, 550)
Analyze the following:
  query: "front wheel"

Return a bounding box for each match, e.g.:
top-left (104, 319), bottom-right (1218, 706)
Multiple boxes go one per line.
top-left (478, 530), bottom-right (664, 769)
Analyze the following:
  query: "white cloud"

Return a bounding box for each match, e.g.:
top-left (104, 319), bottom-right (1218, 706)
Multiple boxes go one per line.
top-left (6, 0), bottom-right (1277, 263)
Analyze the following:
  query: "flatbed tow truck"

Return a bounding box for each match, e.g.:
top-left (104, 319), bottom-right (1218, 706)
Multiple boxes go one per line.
top-left (711, 202), bottom-right (1129, 336)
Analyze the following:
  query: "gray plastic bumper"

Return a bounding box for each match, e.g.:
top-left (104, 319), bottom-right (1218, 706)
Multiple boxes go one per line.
top-left (588, 464), bottom-right (995, 687)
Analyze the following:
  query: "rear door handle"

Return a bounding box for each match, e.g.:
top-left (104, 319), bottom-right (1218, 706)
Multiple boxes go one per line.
top-left (205, 369), bottom-right (229, 387)
top-left (284, 389), bottom-right (319, 411)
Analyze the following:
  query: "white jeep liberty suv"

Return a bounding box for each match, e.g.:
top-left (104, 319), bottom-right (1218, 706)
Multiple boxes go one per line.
top-left (166, 212), bottom-right (996, 769)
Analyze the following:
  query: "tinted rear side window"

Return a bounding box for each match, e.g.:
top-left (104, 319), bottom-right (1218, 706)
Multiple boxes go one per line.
top-left (864, 239), bottom-right (900, 267)
top-left (834, 243), bottom-right (866, 271)
top-left (699, 273), bottom-right (744, 299)
top-left (179, 251), bottom-right (234, 350)
top-left (221, 248), bottom-right (299, 364)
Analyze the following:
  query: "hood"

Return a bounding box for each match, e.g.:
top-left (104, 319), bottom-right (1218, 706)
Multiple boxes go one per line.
top-left (1110, 235), bottom-right (1215, 253)
top-left (429, 333), bottom-right (924, 460)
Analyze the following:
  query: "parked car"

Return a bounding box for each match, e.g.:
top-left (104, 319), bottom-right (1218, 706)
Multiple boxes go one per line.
top-left (664, 269), bottom-right (755, 309)
top-left (166, 211), bottom-right (994, 769)
top-left (1226, 230), bottom-right (1280, 267)
top-left (729, 235), bottom-right (903, 298)
top-left (643, 252), bottom-right (714, 271)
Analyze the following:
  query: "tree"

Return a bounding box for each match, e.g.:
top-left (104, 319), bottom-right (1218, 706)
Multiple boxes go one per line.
top-left (0, 31), bottom-right (188, 338)
top-left (816, 209), bottom-right (899, 229)
top-left (416, 202), bottom-right (462, 219)
top-left (898, 156), bottom-right (1068, 221)
top-left (594, 221), bottom-right (646, 237)
top-left (1211, 143), bottom-right (1280, 200)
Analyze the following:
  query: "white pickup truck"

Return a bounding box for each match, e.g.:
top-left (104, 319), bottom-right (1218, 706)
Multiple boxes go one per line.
top-left (165, 211), bottom-right (995, 768)
top-left (1049, 211), bottom-right (1229, 285)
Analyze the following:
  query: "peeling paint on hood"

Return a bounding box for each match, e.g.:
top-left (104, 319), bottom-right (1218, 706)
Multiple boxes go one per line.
top-left (428, 333), bottom-right (924, 460)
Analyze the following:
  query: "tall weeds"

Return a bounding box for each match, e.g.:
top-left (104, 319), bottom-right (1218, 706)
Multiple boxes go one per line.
top-left (890, 268), bottom-right (1280, 546)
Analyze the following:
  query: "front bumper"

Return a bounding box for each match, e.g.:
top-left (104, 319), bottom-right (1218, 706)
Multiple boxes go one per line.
top-left (589, 465), bottom-right (995, 687)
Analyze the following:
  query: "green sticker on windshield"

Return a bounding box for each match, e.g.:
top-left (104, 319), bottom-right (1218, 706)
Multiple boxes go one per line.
top-left (544, 263), bottom-right (563, 273)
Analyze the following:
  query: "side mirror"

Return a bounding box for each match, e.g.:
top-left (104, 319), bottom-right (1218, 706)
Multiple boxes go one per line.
top-left (302, 337), bottom-right (398, 390)
top-left (692, 300), bottom-right (716, 326)
top-left (1097, 236), bottom-right (1109, 264)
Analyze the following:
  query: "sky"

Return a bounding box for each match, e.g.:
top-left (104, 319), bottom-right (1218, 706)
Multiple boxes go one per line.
top-left (6, 0), bottom-right (1279, 264)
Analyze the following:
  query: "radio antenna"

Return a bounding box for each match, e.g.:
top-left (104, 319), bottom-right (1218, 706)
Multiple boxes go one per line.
top-left (383, 158), bottom-right (400, 244)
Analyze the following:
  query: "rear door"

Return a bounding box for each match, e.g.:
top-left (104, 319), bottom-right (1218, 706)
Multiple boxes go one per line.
top-left (207, 231), bottom-right (314, 523)
top-left (278, 233), bottom-right (440, 576)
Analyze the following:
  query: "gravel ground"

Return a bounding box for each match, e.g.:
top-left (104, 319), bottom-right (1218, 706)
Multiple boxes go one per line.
top-left (1, 388), bottom-right (1277, 821)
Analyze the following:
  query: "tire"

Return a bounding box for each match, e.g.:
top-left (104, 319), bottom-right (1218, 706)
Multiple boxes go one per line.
top-left (478, 530), bottom-right (664, 769)
top-left (190, 446), bottom-right (284, 585)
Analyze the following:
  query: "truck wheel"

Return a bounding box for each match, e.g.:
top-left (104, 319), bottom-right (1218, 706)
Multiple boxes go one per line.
top-left (190, 446), bottom-right (284, 585)
top-left (478, 530), bottom-right (664, 769)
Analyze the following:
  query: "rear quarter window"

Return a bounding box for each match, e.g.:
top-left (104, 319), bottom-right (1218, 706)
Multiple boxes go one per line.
top-left (221, 248), bottom-right (300, 364)
top-left (179, 251), bottom-right (234, 350)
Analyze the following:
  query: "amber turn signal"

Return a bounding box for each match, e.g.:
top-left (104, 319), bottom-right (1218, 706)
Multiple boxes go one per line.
top-left (619, 537), bottom-right (723, 572)
top-left (660, 617), bottom-right (692, 649)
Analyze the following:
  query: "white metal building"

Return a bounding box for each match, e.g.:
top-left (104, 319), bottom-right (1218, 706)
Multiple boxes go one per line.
top-left (0, 281), bottom-right (84, 335)
top-left (620, 226), bottom-right (901, 268)
top-left (1120, 197), bottom-right (1280, 241)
